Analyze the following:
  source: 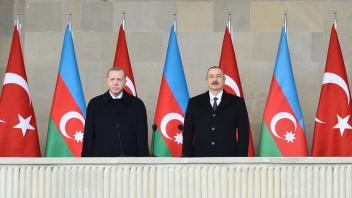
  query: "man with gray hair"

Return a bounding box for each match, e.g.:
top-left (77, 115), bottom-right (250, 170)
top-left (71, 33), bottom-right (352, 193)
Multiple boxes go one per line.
top-left (81, 67), bottom-right (149, 157)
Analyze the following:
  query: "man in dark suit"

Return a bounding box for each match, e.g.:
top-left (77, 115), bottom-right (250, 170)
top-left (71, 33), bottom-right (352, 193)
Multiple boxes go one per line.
top-left (81, 67), bottom-right (149, 157)
top-left (182, 66), bottom-right (249, 157)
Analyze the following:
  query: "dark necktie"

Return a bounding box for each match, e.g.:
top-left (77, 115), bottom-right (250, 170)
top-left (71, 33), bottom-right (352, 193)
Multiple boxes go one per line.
top-left (212, 97), bottom-right (218, 111)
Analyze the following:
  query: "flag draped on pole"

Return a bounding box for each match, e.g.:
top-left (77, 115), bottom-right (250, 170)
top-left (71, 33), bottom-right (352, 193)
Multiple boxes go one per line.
top-left (258, 25), bottom-right (308, 156)
top-left (0, 26), bottom-right (41, 156)
top-left (113, 24), bottom-right (137, 96)
top-left (45, 24), bottom-right (86, 157)
top-left (153, 25), bottom-right (189, 157)
top-left (219, 26), bottom-right (255, 156)
top-left (312, 25), bottom-right (352, 156)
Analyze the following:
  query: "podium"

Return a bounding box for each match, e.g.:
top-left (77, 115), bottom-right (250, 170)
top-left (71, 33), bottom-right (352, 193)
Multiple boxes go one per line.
top-left (0, 157), bottom-right (351, 198)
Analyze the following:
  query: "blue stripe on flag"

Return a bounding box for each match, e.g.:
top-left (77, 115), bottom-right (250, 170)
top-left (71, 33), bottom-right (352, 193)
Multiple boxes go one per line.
top-left (58, 25), bottom-right (86, 115)
top-left (273, 27), bottom-right (305, 130)
top-left (163, 26), bottom-right (190, 113)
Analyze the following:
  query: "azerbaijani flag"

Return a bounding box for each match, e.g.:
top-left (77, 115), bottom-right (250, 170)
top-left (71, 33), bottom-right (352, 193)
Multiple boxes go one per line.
top-left (45, 24), bottom-right (86, 157)
top-left (258, 25), bottom-right (308, 156)
top-left (153, 25), bottom-right (189, 157)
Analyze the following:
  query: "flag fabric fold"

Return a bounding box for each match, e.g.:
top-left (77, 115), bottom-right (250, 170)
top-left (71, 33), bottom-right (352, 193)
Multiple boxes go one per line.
top-left (219, 26), bottom-right (255, 156)
top-left (152, 25), bottom-right (189, 157)
top-left (312, 25), bottom-right (352, 156)
top-left (113, 24), bottom-right (137, 96)
top-left (258, 26), bottom-right (308, 156)
top-left (0, 26), bottom-right (41, 157)
top-left (45, 25), bottom-right (86, 157)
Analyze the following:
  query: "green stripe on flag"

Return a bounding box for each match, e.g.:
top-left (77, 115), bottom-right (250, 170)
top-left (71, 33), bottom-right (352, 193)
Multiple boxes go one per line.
top-left (258, 122), bottom-right (282, 157)
top-left (153, 129), bottom-right (172, 157)
top-left (45, 118), bottom-right (73, 157)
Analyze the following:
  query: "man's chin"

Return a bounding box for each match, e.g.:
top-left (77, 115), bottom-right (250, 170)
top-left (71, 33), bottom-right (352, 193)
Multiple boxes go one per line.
top-left (209, 87), bottom-right (223, 92)
top-left (110, 90), bottom-right (122, 95)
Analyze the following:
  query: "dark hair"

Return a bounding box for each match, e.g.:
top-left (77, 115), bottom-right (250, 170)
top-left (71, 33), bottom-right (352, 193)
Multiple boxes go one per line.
top-left (206, 66), bottom-right (224, 78)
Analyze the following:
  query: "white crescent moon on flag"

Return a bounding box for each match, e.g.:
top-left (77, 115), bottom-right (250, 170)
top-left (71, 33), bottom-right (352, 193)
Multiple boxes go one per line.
top-left (125, 76), bottom-right (136, 96)
top-left (315, 117), bottom-right (325, 124)
top-left (224, 74), bottom-right (241, 97)
top-left (59, 111), bottom-right (85, 139)
top-left (3, 73), bottom-right (31, 104)
top-left (160, 113), bottom-right (184, 140)
top-left (322, 72), bottom-right (351, 105)
top-left (270, 112), bottom-right (297, 139)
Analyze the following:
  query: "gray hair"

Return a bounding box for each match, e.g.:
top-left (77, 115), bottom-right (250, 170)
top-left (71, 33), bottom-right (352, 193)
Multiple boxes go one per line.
top-left (106, 67), bottom-right (126, 78)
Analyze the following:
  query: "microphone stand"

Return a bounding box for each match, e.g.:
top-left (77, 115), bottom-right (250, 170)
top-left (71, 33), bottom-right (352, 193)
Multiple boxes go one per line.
top-left (151, 124), bottom-right (157, 157)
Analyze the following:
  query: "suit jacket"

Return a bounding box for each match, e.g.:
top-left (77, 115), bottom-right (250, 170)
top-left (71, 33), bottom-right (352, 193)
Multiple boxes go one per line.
top-left (81, 90), bottom-right (149, 157)
top-left (182, 91), bottom-right (249, 157)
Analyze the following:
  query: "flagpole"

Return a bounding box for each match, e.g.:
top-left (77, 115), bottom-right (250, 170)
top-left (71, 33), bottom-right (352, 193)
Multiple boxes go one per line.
top-left (227, 13), bottom-right (234, 39)
top-left (333, 10), bottom-right (337, 30)
top-left (15, 13), bottom-right (21, 32)
top-left (227, 13), bottom-right (231, 32)
top-left (68, 13), bottom-right (72, 31)
top-left (283, 9), bottom-right (287, 33)
top-left (173, 13), bottom-right (177, 33)
top-left (122, 10), bottom-right (126, 30)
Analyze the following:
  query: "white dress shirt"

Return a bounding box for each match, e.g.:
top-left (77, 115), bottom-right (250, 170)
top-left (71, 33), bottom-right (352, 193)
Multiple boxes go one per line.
top-left (109, 91), bottom-right (123, 99)
top-left (209, 90), bottom-right (223, 107)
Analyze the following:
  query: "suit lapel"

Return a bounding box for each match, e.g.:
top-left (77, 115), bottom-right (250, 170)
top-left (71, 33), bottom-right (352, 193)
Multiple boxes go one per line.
top-left (200, 92), bottom-right (214, 113)
top-left (200, 91), bottom-right (230, 113)
top-left (216, 91), bottom-right (231, 112)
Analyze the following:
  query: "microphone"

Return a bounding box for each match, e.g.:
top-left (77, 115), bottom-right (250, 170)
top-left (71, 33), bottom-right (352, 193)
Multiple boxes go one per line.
top-left (152, 124), bottom-right (157, 132)
top-left (151, 124), bottom-right (157, 156)
top-left (115, 123), bottom-right (125, 157)
top-left (178, 124), bottom-right (184, 131)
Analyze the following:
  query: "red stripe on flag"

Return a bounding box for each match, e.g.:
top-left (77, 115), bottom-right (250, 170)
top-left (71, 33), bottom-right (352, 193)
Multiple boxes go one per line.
top-left (154, 76), bottom-right (185, 157)
top-left (263, 77), bottom-right (308, 156)
top-left (50, 75), bottom-right (85, 157)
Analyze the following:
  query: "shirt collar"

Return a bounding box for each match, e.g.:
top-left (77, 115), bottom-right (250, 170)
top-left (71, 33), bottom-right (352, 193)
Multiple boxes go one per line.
top-left (109, 91), bottom-right (123, 99)
top-left (209, 90), bottom-right (223, 103)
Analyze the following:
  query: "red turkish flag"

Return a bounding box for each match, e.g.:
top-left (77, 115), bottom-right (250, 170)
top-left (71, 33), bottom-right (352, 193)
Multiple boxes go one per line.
top-left (0, 26), bottom-right (41, 156)
top-left (312, 25), bottom-right (352, 156)
top-left (219, 26), bottom-right (255, 156)
top-left (113, 24), bottom-right (137, 96)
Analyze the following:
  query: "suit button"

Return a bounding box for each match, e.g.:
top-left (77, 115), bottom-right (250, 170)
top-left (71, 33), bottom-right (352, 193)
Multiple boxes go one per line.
top-left (211, 141), bottom-right (215, 146)
top-left (211, 127), bottom-right (215, 131)
top-left (212, 114), bottom-right (216, 117)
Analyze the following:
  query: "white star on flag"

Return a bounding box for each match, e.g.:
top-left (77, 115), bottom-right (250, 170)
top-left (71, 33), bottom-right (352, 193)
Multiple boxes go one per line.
top-left (284, 131), bottom-right (296, 143)
top-left (73, 131), bottom-right (84, 143)
top-left (13, 114), bottom-right (35, 137)
top-left (333, 115), bottom-right (352, 136)
top-left (174, 133), bottom-right (183, 144)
